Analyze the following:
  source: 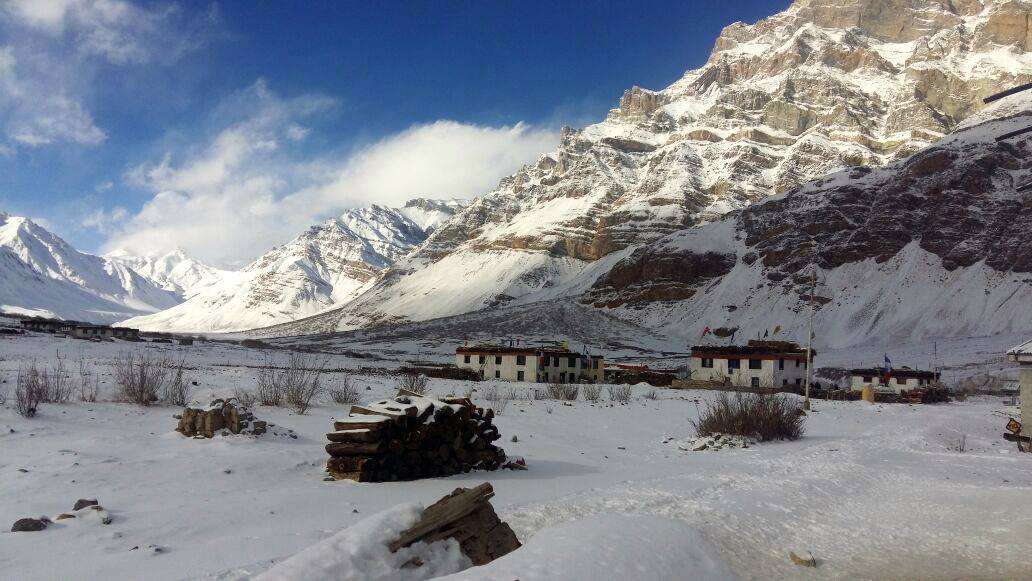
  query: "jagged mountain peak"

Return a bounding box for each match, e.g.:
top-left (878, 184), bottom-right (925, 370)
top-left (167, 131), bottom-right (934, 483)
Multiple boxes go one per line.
top-left (0, 211), bottom-right (180, 322)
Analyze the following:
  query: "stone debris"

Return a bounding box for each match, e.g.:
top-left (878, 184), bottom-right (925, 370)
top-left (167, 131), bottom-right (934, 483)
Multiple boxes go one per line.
top-left (176, 398), bottom-right (268, 438)
top-left (11, 517), bottom-right (48, 532)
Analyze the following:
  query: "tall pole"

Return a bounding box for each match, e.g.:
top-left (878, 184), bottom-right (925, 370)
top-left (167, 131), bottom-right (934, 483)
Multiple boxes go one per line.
top-left (803, 262), bottom-right (816, 411)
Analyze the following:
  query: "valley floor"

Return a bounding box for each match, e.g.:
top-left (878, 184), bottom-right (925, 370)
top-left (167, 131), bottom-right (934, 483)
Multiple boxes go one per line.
top-left (0, 332), bottom-right (1030, 580)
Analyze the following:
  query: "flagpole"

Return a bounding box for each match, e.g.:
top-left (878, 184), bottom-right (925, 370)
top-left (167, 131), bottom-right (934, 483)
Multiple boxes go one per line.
top-left (803, 261), bottom-right (816, 411)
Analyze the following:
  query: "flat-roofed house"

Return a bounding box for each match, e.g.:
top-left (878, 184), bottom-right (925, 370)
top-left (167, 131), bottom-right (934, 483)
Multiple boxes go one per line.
top-left (689, 340), bottom-right (812, 389)
top-left (66, 325), bottom-right (114, 339)
top-left (455, 344), bottom-right (604, 383)
top-left (1007, 338), bottom-right (1032, 439)
top-left (848, 367), bottom-right (939, 394)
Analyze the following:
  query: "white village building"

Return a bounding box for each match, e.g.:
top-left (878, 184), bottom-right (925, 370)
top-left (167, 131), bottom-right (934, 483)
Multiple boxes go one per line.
top-left (847, 367), bottom-right (939, 394)
top-left (1007, 338), bottom-right (1031, 439)
top-left (689, 340), bottom-right (812, 389)
top-left (455, 343), bottom-right (604, 383)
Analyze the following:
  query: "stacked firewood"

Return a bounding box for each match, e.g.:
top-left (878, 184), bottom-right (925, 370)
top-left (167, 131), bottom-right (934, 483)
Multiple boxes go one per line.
top-left (326, 389), bottom-right (507, 482)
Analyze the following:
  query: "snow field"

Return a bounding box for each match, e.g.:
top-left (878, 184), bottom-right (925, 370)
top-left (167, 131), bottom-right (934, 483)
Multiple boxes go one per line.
top-left (0, 333), bottom-right (1030, 580)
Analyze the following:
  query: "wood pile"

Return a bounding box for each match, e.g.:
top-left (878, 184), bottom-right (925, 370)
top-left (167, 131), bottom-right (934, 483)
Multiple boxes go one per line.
top-left (390, 482), bottom-right (521, 566)
top-left (326, 389), bottom-right (507, 482)
top-left (176, 398), bottom-right (267, 438)
top-left (873, 386), bottom-right (951, 404)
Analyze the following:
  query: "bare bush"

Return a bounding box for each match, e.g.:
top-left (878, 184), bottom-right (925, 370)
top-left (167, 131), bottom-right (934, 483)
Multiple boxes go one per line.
top-left (329, 371), bottom-right (360, 405)
top-left (255, 356), bottom-right (282, 406)
top-left (643, 389), bottom-right (658, 401)
top-left (257, 352), bottom-right (326, 414)
top-left (396, 371), bottom-right (428, 395)
top-left (946, 434), bottom-right (967, 453)
top-left (77, 355), bottom-right (98, 402)
top-left (583, 384), bottom-right (602, 402)
top-left (462, 384), bottom-right (476, 399)
top-left (15, 364), bottom-right (45, 417)
top-left (691, 392), bottom-right (804, 442)
top-left (0, 370), bottom-right (8, 405)
top-left (481, 384), bottom-right (510, 415)
top-left (232, 387), bottom-right (258, 409)
top-left (162, 357), bottom-right (192, 406)
top-left (607, 384), bottom-right (632, 402)
top-left (113, 351), bottom-right (168, 405)
top-left (546, 383), bottom-right (579, 401)
top-left (38, 360), bottom-right (73, 403)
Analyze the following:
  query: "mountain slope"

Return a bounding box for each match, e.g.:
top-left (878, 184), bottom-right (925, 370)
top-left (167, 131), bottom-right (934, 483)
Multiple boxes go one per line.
top-left (583, 90), bottom-right (1032, 348)
top-left (105, 248), bottom-right (228, 300)
top-left (282, 0), bottom-right (1032, 336)
top-left (0, 213), bottom-right (181, 323)
top-left (120, 202), bottom-right (460, 332)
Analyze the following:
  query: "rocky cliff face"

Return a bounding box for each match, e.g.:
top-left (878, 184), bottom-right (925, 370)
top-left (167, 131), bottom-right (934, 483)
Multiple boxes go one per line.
top-left (584, 91), bottom-right (1032, 347)
top-left (300, 0), bottom-right (1032, 335)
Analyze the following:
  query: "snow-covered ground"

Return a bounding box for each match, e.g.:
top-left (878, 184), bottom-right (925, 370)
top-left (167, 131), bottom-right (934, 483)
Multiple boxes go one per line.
top-left (1, 330), bottom-right (1030, 580)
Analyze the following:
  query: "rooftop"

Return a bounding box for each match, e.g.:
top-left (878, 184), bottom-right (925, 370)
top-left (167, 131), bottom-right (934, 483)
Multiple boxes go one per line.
top-left (690, 340), bottom-right (811, 357)
top-left (849, 367), bottom-right (940, 380)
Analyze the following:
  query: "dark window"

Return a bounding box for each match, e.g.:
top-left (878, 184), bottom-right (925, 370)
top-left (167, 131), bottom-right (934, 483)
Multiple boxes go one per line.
top-left (495, 370), bottom-right (500, 379)
top-left (778, 358), bottom-right (785, 370)
top-left (559, 372), bottom-right (566, 383)
top-left (516, 355), bottom-right (526, 365)
top-left (495, 355), bottom-right (502, 364)
top-left (796, 359), bottom-right (801, 367)
top-left (463, 355), bottom-right (470, 364)
top-left (552, 356), bottom-right (559, 366)
top-left (701, 358), bottom-right (714, 368)
top-left (568, 356), bottom-right (577, 367)
top-left (592, 359), bottom-right (599, 369)
top-left (748, 359), bottom-right (762, 370)
top-left (862, 376), bottom-right (872, 383)
top-left (727, 359), bottom-right (740, 370)
top-left (896, 377), bottom-right (904, 385)
top-left (517, 370), bottom-right (525, 381)
top-left (782, 379), bottom-right (788, 386)
top-left (479, 355), bottom-right (486, 364)
top-left (795, 378), bottom-right (802, 386)
top-left (751, 377), bottom-right (760, 388)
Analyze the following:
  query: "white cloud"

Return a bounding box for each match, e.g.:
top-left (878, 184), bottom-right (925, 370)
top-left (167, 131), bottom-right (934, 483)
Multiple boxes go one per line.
top-left (0, 0), bottom-right (219, 149)
top-left (103, 82), bottom-right (558, 267)
top-left (313, 120), bottom-right (557, 208)
top-left (80, 204), bottom-right (127, 232)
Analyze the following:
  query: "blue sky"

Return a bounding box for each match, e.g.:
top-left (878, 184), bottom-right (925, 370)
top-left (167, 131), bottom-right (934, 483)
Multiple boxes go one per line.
top-left (0, 0), bottom-right (786, 266)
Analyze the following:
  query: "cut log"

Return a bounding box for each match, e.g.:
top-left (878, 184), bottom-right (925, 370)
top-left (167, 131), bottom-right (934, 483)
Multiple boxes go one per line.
top-left (326, 429), bottom-right (381, 444)
top-left (388, 483), bottom-right (520, 566)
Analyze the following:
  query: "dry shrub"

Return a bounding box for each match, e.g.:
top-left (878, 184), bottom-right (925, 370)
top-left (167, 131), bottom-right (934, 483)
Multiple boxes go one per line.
top-left (162, 357), bottom-right (192, 407)
top-left (0, 373), bottom-right (7, 405)
top-left (583, 384), bottom-right (602, 402)
top-left (547, 383), bottom-right (579, 401)
top-left (233, 387), bottom-right (258, 409)
top-left (691, 392), bottom-right (804, 442)
top-left (39, 359), bottom-right (73, 403)
top-left (396, 371), bottom-right (428, 395)
top-left (77, 354), bottom-right (98, 403)
top-left (607, 384), bottom-right (632, 402)
top-left (15, 363), bottom-right (45, 417)
top-left (113, 351), bottom-right (167, 405)
top-left (329, 371), bottom-right (360, 405)
top-left (643, 389), bottom-right (658, 401)
top-left (253, 352), bottom-right (326, 414)
top-left (481, 384), bottom-right (510, 415)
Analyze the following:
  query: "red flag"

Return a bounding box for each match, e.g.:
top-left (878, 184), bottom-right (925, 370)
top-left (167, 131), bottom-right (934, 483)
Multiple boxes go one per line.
top-left (702, 326), bottom-right (711, 337)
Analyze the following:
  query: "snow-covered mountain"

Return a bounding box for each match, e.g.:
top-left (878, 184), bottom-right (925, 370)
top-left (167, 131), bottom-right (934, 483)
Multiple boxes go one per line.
top-left (120, 201), bottom-right (462, 332)
top-left (582, 89), bottom-right (1032, 348)
top-left (104, 248), bottom-right (228, 300)
top-left (268, 0), bottom-right (1032, 338)
top-left (0, 212), bottom-right (181, 323)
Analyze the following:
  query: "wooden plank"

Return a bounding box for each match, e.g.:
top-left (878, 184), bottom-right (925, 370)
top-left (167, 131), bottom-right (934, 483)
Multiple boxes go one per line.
top-left (995, 125), bottom-right (1032, 142)
top-left (325, 441), bottom-right (386, 457)
top-left (349, 405), bottom-right (410, 418)
top-left (333, 418), bottom-right (392, 431)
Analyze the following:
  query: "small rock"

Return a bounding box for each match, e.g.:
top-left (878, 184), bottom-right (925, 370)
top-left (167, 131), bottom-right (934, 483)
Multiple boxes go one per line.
top-left (55, 513), bottom-right (76, 520)
top-left (223, 469), bottom-right (232, 474)
top-left (323, 476), bottom-right (335, 482)
top-left (352, 509), bottom-right (359, 514)
top-left (73, 499), bottom-right (99, 511)
top-left (11, 518), bottom-right (47, 532)
top-left (510, 435), bottom-right (518, 443)
top-left (17, 468), bottom-right (28, 473)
